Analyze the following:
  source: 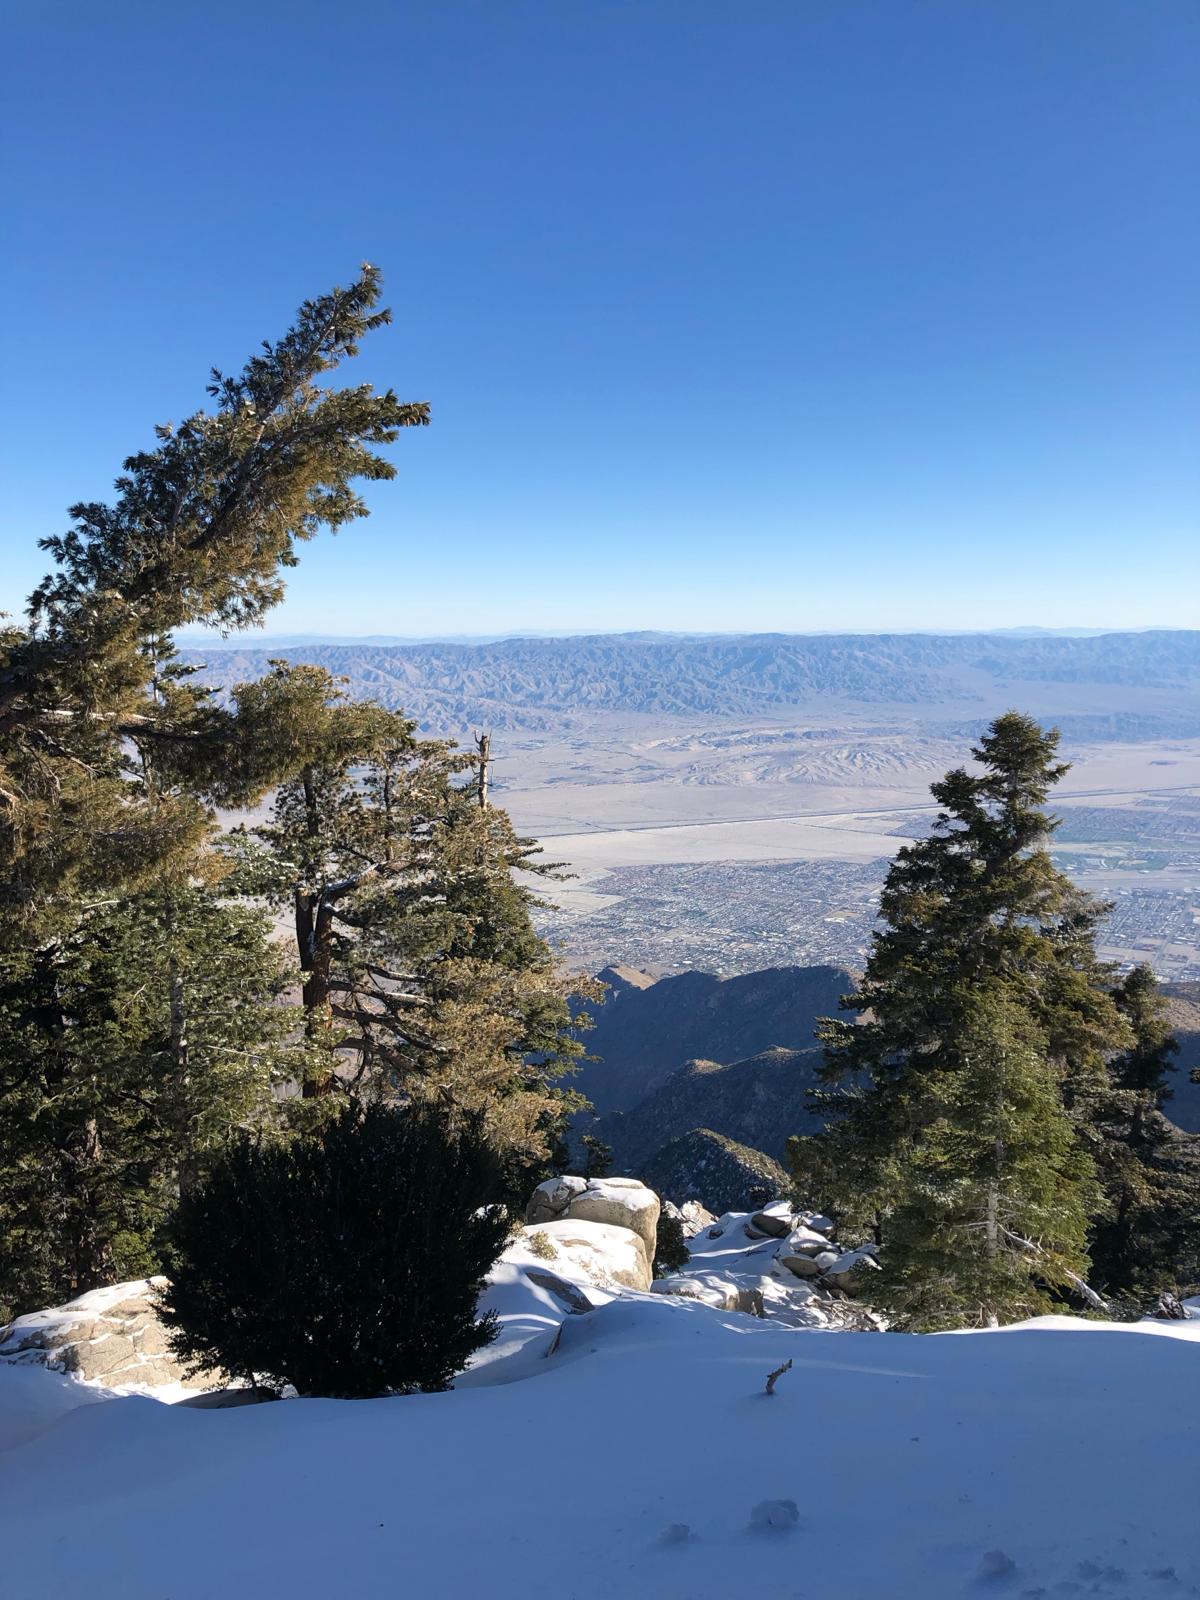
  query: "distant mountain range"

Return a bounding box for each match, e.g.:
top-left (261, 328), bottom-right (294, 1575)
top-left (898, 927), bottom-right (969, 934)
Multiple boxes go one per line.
top-left (179, 629), bottom-right (1200, 738)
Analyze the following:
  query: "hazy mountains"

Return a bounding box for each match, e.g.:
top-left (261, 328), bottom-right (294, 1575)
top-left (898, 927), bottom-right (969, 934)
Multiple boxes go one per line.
top-left (180, 630), bottom-right (1200, 738)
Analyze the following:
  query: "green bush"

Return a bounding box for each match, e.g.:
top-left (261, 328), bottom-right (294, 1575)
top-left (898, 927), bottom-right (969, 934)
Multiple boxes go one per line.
top-left (160, 1106), bottom-right (510, 1398)
top-left (653, 1207), bottom-right (691, 1277)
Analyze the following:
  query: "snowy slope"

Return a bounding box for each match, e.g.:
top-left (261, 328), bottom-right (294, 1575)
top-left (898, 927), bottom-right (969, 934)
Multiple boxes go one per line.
top-left (3, 1282), bottom-right (1199, 1599)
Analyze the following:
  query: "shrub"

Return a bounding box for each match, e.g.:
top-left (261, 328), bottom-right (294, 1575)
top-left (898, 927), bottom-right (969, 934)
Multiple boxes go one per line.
top-left (653, 1207), bottom-right (691, 1277)
top-left (526, 1229), bottom-right (558, 1260)
top-left (160, 1105), bottom-right (510, 1398)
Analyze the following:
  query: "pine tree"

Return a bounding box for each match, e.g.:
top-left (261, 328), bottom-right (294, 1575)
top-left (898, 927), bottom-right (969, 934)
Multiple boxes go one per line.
top-left (801, 713), bottom-right (1133, 1325)
top-left (1088, 965), bottom-right (1198, 1301)
top-left (222, 662), bottom-right (598, 1165)
top-left (0, 266), bottom-right (427, 931)
top-left (0, 888), bottom-right (297, 1320)
top-left (0, 269), bottom-right (426, 1317)
top-left (582, 1131), bottom-right (614, 1179)
top-left (871, 985), bottom-right (1098, 1329)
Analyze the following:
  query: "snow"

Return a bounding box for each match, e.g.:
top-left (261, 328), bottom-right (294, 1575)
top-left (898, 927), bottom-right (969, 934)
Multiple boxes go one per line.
top-left (0, 1363), bottom-right (111, 1452)
top-left (3, 1213), bottom-right (1199, 1598)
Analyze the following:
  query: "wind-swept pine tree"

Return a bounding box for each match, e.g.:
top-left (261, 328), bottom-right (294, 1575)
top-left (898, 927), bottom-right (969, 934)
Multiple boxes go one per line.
top-left (0, 265), bottom-right (428, 931)
top-left (795, 713), bottom-right (1133, 1327)
top-left (0, 269), bottom-right (428, 1318)
top-left (222, 661), bottom-right (597, 1168)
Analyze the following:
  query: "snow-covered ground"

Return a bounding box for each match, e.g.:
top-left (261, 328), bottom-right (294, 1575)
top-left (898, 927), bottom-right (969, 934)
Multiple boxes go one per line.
top-left (3, 1213), bottom-right (1199, 1600)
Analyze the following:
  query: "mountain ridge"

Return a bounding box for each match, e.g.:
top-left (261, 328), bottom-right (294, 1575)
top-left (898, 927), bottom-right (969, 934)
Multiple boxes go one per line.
top-left (179, 630), bottom-right (1200, 737)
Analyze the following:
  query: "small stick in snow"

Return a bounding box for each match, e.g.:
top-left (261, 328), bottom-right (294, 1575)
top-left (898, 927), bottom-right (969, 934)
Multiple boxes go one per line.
top-left (764, 1358), bottom-right (793, 1396)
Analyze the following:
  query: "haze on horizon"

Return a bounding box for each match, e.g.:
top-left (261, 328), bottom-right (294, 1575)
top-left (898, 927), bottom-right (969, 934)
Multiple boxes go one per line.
top-left (3, 3), bottom-right (1197, 637)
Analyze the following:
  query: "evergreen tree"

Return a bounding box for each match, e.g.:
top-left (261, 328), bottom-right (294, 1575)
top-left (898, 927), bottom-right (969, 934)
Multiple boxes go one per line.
top-left (0, 888), bottom-right (296, 1320)
top-left (223, 662), bottom-right (598, 1164)
top-left (0, 266), bottom-right (427, 931)
top-left (581, 1131), bottom-right (613, 1179)
top-left (0, 269), bottom-right (426, 1317)
top-left (870, 986), bottom-right (1098, 1329)
top-left (1088, 965), bottom-right (1198, 1300)
top-left (653, 1207), bottom-right (691, 1277)
top-left (800, 713), bottom-right (1132, 1325)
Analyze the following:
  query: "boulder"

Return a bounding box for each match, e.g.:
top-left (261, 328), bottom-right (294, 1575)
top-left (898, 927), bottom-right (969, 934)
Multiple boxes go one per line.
top-left (673, 1199), bottom-right (718, 1238)
top-left (525, 1175), bottom-right (588, 1226)
top-left (749, 1203), bottom-right (794, 1238)
top-left (778, 1253), bottom-right (825, 1279)
top-left (781, 1226), bottom-right (832, 1256)
top-left (527, 1220), bottom-right (652, 1292)
top-left (0, 1279), bottom-right (209, 1393)
top-left (651, 1276), bottom-right (764, 1316)
top-left (822, 1248), bottom-right (880, 1296)
top-left (565, 1178), bottom-right (660, 1258)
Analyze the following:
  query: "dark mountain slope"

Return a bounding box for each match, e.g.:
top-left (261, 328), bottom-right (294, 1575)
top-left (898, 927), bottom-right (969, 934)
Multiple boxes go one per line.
top-left (578, 964), bottom-right (853, 1115)
top-left (638, 1128), bottom-right (790, 1214)
top-left (603, 1047), bottom-right (825, 1169)
top-left (1162, 983), bottom-right (1200, 1133)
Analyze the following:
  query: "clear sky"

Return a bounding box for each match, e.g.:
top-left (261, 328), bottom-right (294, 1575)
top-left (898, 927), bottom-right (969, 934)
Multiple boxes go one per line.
top-left (2, 1), bottom-right (1197, 638)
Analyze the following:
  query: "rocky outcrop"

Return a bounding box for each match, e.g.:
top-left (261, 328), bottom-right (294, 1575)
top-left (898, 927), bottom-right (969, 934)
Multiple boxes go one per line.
top-left (637, 1128), bottom-right (790, 1215)
top-left (651, 1276), bottom-right (765, 1317)
top-left (663, 1198), bottom-right (717, 1239)
top-left (525, 1175), bottom-right (589, 1225)
top-left (525, 1175), bottom-right (660, 1257)
top-left (700, 1205), bottom-right (880, 1302)
top-left (0, 1280), bottom-right (207, 1392)
top-left (522, 1220), bottom-right (652, 1292)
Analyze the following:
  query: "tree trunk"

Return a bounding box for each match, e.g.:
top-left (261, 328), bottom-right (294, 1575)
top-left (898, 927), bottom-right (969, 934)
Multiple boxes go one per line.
top-left (72, 1116), bottom-right (110, 1294)
top-left (298, 889), bottom-right (337, 1097)
top-left (475, 732), bottom-right (491, 810)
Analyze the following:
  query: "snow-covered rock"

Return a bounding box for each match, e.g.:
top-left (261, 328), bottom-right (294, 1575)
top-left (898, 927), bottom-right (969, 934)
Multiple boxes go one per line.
top-left (663, 1198), bottom-right (717, 1239)
top-left (781, 1224), bottom-right (834, 1256)
top-left (651, 1274), bottom-right (764, 1317)
top-left (564, 1179), bottom-right (661, 1256)
top-left (522, 1220), bottom-right (653, 1292)
top-left (0, 1279), bottom-right (205, 1394)
top-left (749, 1203), bottom-right (794, 1238)
top-left (822, 1248), bottom-right (881, 1296)
top-left (777, 1252), bottom-right (825, 1278)
top-left (525, 1175), bottom-right (588, 1225)
top-left (525, 1174), bottom-right (660, 1256)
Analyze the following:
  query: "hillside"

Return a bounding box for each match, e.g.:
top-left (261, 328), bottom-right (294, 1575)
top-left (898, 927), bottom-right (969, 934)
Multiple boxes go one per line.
top-left (637, 1127), bottom-right (791, 1212)
top-left (577, 965), bottom-right (853, 1115)
top-left (601, 1047), bottom-right (825, 1170)
top-left (180, 630), bottom-right (1200, 737)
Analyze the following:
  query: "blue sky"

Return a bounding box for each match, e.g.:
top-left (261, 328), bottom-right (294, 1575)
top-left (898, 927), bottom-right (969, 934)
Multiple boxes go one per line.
top-left (3, 1), bottom-right (1197, 637)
